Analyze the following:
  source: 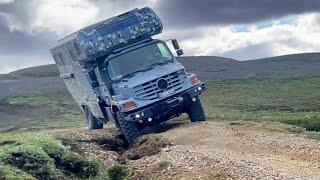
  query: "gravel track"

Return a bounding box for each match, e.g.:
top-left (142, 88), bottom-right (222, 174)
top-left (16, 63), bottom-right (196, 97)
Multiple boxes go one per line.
top-left (62, 121), bottom-right (320, 179)
top-left (149, 122), bottom-right (320, 179)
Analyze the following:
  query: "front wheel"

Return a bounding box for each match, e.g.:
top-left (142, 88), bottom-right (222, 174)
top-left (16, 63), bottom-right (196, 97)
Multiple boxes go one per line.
top-left (186, 97), bottom-right (206, 122)
top-left (115, 111), bottom-right (141, 145)
top-left (85, 106), bottom-right (103, 130)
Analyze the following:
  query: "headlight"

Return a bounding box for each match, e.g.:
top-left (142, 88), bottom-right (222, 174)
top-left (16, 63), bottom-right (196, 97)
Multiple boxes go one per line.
top-left (122, 101), bottom-right (137, 110)
top-left (191, 76), bottom-right (199, 85)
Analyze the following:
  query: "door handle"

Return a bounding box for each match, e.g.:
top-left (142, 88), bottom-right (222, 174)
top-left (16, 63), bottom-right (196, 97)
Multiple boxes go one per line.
top-left (60, 73), bottom-right (74, 79)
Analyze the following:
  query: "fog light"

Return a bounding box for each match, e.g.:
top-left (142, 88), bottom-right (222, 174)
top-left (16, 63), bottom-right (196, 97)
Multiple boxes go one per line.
top-left (148, 117), bottom-right (152, 122)
top-left (192, 97), bottom-right (197, 102)
top-left (141, 112), bottom-right (145, 116)
top-left (198, 86), bottom-right (202, 91)
top-left (138, 119), bottom-right (143, 123)
top-left (135, 114), bottom-right (141, 119)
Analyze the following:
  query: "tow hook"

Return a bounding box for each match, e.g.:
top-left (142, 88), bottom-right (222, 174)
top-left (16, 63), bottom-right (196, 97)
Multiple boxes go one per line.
top-left (166, 97), bottom-right (184, 104)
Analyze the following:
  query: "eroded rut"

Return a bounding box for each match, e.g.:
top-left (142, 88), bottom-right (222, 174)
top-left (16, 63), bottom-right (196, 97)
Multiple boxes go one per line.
top-left (59, 121), bottom-right (320, 179)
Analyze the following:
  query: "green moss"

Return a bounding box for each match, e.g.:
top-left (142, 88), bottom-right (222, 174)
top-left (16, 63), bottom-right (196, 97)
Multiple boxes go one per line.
top-left (60, 151), bottom-right (101, 178)
top-left (36, 138), bottom-right (101, 178)
top-left (108, 165), bottom-right (129, 180)
top-left (136, 170), bottom-right (156, 180)
top-left (157, 158), bottom-right (169, 169)
top-left (0, 134), bottom-right (103, 179)
top-left (2, 145), bottom-right (56, 179)
top-left (0, 163), bottom-right (35, 179)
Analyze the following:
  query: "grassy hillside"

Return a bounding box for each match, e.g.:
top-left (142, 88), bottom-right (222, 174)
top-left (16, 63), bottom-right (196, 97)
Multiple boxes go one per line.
top-left (0, 64), bottom-right (58, 81)
top-left (0, 91), bottom-right (84, 132)
top-left (1, 52), bottom-right (320, 81)
top-left (1, 75), bottom-right (320, 178)
top-left (179, 53), bottom-right (320, 79)
top-left (202, 75), bottom-right (320, 134)
top-left (2, 75), bottom-right (320, 134)
top-left (1, 53), bottom-right (320, 178)
top-left (0, 132), bottom-right (105, 179)
top-left (177, 56), bottom-right (238, 72)
top-left (9, 64), bottom-right (59, 78)
top-left (250, 52), bottom-right (320, 63)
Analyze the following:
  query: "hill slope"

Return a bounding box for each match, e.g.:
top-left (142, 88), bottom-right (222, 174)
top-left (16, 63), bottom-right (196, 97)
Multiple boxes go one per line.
top-left (2, 52), bottom-right (319, 80)
top-left (178, 52), bottom-right (320, 79)
top-left (0, 52), bottom-right (319, 101)
top-left (241, 52), bottom-right (320, 78)
top-left (0, 52), bottom-right (320, 131)
top-left (1, 53), bottom-right (320, 179)
top-left (9, 64), bottom-right (59, 78)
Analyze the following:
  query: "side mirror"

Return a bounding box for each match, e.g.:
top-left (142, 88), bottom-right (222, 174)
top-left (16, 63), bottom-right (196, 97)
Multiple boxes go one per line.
top-left (176, 49), bottom-right (184, 56)
top-left (172, 39), bottom-right (180, 50)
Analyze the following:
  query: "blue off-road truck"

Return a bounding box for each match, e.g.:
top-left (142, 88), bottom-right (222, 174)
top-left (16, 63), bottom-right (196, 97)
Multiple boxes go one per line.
top-left (50, 7), bottom-right (205, 144)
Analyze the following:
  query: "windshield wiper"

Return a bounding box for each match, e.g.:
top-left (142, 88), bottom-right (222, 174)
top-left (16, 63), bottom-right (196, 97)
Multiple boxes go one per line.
top-left (146, 61), bottom-right (170, 69)
top-left (118, 61), bottom-right (171, 80)
top-left (122, 68), bottom-right (151, 79)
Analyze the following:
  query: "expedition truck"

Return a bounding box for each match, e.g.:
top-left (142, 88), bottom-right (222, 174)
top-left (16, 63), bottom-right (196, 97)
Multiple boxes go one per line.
top-left (50, 7), bottom-right (206, 144)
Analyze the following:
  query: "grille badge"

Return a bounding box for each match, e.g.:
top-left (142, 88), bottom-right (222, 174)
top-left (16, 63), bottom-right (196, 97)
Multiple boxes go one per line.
top-left (157, 79), bottom-right (168, 90)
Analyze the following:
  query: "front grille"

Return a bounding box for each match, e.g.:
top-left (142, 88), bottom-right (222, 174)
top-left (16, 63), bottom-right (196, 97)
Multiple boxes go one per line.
top-left (133, 71), bottom-right (186, 100)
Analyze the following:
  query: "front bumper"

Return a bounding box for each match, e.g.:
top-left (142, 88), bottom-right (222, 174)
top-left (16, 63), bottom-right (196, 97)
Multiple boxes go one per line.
top-left (125, 82), bottom-right (205, 123)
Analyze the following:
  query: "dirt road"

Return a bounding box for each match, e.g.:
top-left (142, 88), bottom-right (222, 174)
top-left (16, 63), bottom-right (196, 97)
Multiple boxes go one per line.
top-left (57, 121), bottom-right (320, 179)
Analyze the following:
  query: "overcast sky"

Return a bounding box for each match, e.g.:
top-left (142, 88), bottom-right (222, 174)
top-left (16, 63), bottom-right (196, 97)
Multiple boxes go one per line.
top-left (1, 0), bottom-right (320, 73)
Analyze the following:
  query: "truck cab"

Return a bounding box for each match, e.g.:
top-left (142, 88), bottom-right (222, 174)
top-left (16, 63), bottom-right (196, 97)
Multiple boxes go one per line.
top-left (50, 7), bottom-right (206, 145)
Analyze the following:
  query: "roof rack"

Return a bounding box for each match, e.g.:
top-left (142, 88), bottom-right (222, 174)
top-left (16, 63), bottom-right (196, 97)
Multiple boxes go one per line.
top-left (50, 7), bottom-right (163, 61)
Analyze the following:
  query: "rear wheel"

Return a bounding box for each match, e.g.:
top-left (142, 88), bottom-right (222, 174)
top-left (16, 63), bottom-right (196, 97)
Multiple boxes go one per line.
top-left (186, 97), bottom-right (206, 122)
top-left (85, 106), bottom-right (103, 129)
top-left (115, 111), bottom-right (141, 145)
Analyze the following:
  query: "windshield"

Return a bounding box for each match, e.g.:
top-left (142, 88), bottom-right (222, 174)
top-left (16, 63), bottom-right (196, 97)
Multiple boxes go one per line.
top-left (107, 42), bottom-right (173, 80)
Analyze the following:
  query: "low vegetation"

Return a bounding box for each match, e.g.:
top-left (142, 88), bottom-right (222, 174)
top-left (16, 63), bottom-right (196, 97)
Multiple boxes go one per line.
top-left (107, 165), bottom-right (130, 180)
top-left (157, 158), bottom-right (169, 169)
top-left (3, 75), bottom-right (320, 135)
top-left (1, 74), bottom-right (320, 178)
top-left (2, 75), bottom-right (320, 135)
top-left (0, 133), bottom-right (104, 179)
top-left (0, 74), bottom-right (18, 81)
top-left (201, 75), bottom-right (320, 133)
top-left (7, 91), bottom-right (75, 107)
top-left (1, 91), bottom-right (84, 131)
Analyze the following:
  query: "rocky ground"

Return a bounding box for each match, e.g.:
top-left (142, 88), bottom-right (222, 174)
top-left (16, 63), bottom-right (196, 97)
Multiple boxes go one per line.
top-left (53, 121), bottom-right (320, 180)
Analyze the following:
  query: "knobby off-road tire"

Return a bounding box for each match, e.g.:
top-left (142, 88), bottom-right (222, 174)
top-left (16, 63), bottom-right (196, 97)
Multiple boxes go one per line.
top-left (115, 111), bottom-right (141, 146)
top-left (85, 106), bottom-right (103, 130)
top-left (186, 98), bottom-right (206, 122)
